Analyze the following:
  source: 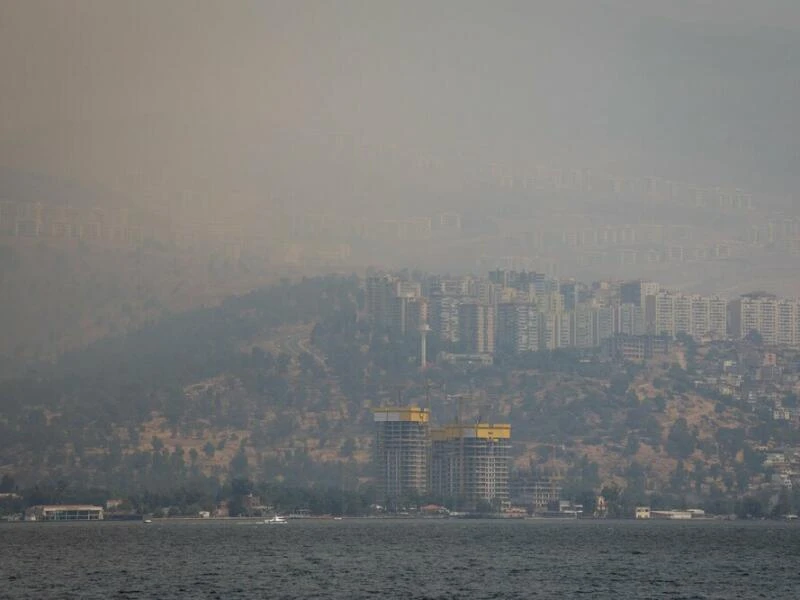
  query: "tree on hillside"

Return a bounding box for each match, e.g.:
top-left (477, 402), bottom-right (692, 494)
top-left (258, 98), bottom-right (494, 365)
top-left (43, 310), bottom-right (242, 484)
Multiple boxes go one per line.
top-left (229, 448), bottom-right (249, 479)
top-left (666, 418), bottom-right (696, 459)
top-left (0, 474), bottom-right (15, 493)
top-left (203, 441), bottom-right (216, 458)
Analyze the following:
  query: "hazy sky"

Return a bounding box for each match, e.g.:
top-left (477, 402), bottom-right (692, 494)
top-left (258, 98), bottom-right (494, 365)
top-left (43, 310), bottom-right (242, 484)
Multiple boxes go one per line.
top-left (2, 0), bottom-right (800, 207)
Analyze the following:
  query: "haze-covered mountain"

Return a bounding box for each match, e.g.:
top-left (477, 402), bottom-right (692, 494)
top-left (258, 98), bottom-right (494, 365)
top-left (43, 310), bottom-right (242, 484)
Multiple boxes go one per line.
top-left (0, 275), bottom-right (791, 517)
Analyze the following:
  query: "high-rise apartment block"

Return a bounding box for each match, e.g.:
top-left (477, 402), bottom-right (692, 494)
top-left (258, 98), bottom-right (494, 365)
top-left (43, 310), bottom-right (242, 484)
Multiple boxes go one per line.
top-left (365, 274), bottom-right (396, 327)
top-left (653, 291), bottom-right (727, 340)
top-left (572, 304), bottom-right (594, 348)
top-left (366, 274), bottom-right (428, 337)
top-left (729, 295), bottom-right (800, 345)
top-left (496, 302), bottom-right (540, 354)
top-left (593, 306), bottom-right (616, 346)
top-left (430, 295), bottom-right (460, 344)
top-left (691, 295), bottom-right (728, 339)
top-left (458, 302), bottom-right (495, 354)
top-left (373, 407), bottom-right (511, 511)
top-left (430, 423), bottom-right (511, 511)
top-left (390, 295), bottom-right (428, 336)
top-left (616, 303), bottom-right (645, 336)
top-left (373, 407), bottom-right (430, 506)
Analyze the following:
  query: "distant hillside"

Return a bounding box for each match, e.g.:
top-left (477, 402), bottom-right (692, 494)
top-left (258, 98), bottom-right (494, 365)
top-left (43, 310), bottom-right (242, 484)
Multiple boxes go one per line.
top-left (0, 233), bottom-right (292, 372)
top-left (1, 274), bottom-right (790, 513)
top-left (0, 276), bottom-right (364, 492)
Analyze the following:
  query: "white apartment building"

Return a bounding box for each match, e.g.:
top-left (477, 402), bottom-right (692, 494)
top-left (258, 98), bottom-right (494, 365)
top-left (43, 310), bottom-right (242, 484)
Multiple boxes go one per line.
top-left (558, 311), bottom-right (572, 349)
top-left (430, 295), bottom-right (461, 344)
top-left (593, 306), bottom-right (616, 346)
top-left (654, 291), bottom-right (726, 340)
top-left (572, 305), bottom-right (595, 348)
top-left (730, 296), bottom-right (800, 345)
top-left (616, 303), bottom-right (645, 336)
top-left (541, 312), bottom-right (560, 351)
top-left (654, 292), bottom-right (676, 337)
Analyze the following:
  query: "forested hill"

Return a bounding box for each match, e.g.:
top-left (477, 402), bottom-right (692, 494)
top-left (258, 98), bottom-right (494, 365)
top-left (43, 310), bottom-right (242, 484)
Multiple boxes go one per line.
top-left (0, 275), bottom-right (365, 493)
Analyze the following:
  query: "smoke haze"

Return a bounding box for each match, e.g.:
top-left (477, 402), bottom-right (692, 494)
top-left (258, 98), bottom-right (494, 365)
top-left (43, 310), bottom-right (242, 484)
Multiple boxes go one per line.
top-left (3, 1), bottom-right (800, 363)
top-left (3, 0), bottom-right (800, 200)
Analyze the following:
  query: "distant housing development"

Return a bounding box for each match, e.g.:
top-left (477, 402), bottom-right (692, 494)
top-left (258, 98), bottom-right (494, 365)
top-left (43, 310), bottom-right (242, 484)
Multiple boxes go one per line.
top-left (365, 271), bottom-right (800, 365)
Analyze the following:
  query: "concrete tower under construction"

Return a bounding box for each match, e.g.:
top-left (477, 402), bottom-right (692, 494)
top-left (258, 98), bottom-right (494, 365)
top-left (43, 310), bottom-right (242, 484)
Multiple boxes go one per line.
top-left (373, 406), bottom-right (430, 508)
top-left (431, 423), bottom-right (511, 511)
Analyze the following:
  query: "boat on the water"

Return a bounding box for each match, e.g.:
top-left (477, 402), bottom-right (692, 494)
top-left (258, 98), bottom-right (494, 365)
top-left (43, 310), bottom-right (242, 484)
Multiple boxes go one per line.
top-left (265, 515), bottom-right (287, 524)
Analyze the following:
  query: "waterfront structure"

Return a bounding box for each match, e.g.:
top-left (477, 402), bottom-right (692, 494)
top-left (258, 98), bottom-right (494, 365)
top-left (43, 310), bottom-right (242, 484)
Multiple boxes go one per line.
top-left (430, 423), bottom-right (511, 511)
top-left (25, 505), bottom-right (104, 521)
top-left (509, 475), bottom-right (562, 512)
top-left (373, 407), bottom-right (430, 507)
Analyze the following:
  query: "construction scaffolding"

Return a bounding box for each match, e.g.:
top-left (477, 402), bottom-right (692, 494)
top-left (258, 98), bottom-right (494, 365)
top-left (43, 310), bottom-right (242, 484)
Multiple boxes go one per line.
top-left (430, 423), bottom-right (511, 511)
top-left (373, 407), bottom-right (430, 509)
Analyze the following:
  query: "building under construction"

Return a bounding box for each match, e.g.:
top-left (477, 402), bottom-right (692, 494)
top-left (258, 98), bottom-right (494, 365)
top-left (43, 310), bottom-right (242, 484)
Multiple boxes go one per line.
top-left (373, 406), bottom-right (430, 508)
top-left (430, 423), bottom-right (511, 511)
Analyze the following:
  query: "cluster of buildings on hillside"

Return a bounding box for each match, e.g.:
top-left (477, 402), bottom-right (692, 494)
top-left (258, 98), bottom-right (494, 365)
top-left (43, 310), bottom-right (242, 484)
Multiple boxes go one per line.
top-left (365, 272), bottom-right (800, 365)
top-left (693, 344), bottom-right (800, 424)
top-left (373, 407), bottom-right (511, 512)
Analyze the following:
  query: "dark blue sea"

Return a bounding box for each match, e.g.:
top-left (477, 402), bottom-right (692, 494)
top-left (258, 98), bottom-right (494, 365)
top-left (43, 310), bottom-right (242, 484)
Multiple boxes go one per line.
top-left (1, 519), bottom-right (799, 599)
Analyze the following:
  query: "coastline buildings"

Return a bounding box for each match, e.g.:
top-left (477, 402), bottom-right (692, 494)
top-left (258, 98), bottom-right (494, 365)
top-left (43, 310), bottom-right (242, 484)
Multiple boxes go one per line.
top-left (24, 505), bottom-right (104, 521)
top-left (431, 423), bottom-right (511, 511)
top-left (373, 407), bottom-right (511, 511)
top-left (373, 407), bottom-right (430, 507)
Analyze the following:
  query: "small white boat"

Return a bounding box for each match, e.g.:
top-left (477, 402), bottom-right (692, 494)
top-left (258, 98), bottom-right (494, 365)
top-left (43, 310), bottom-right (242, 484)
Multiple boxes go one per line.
top-left (265, 515), bottom-right (287, 524)
top-left (143, 519), bottom-right (153, 524)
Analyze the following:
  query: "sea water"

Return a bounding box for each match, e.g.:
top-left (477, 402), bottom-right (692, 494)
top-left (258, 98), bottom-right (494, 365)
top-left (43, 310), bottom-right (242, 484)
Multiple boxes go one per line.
top-left (1, 519), bottom-right (798, 599)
